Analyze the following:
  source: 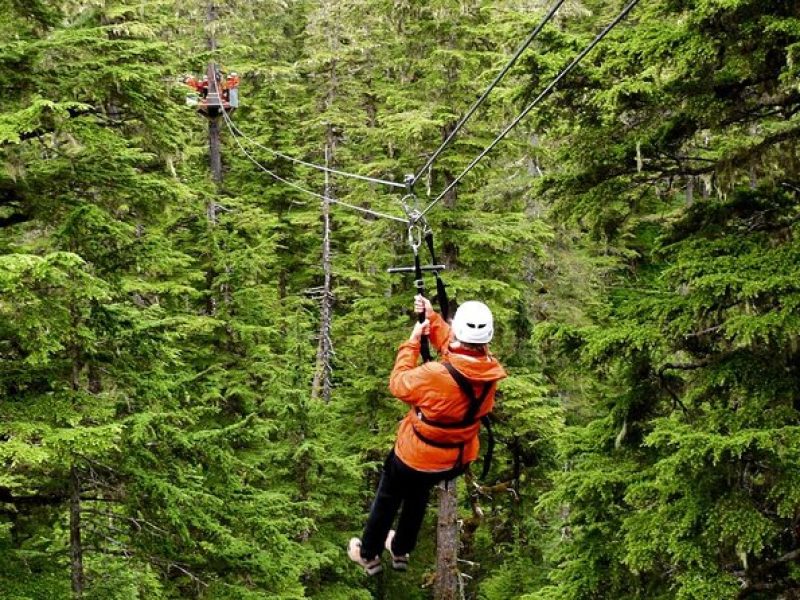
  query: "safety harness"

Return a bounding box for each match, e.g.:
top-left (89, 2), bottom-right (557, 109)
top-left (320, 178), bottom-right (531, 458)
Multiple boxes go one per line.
top-left (411, 363), bottom-right (496, 479)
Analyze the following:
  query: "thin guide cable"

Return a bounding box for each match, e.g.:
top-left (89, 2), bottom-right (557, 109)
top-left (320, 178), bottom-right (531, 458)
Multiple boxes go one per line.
top-left (223, 111), bottom-right (404, 189)
top-left (220, 109), bottom-right (408, 223)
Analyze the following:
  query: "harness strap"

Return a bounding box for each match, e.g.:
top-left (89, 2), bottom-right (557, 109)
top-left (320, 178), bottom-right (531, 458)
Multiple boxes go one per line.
top-left (443, 363), bottom-right (493, 425)
top-left (411, 425), bottom-right (465, 472)
top-left (479, 415), bottom-right (494, 480)
top-left (424, 230), bottom-right (450, 322)
top-left (416, 411), bottom-right (471, 429)
top-left (435, 275), bottom-right (449, 322)
top-left (413, 251), bottom-right (432, 363)
top-left (411, 362), bottom-right (496, 477)
top-left (410, 425), bottom-right (464, 450)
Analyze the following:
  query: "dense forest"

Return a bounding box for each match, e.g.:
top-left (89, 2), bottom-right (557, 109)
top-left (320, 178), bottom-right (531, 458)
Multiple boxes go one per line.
top-left (1, 0), bottom-right (799, 598)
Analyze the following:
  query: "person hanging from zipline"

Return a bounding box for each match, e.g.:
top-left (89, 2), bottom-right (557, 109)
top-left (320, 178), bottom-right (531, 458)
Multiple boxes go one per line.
top-left (348, 294), bottom-right (506, 575)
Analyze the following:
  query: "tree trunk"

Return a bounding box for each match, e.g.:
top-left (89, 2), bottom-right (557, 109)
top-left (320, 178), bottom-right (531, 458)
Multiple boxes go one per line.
top-left (434, 480), bottom-right (460, 600)
top-left (207, 107), bottom-right (223, 192)
top-left (87, 363), bottom-right (102, 395)
top-left (206, 3), bottom-right (221, 191)
top-left (206, 2), bottom-right (217, 52)
top-left (204, 4), bottom-right (221, 316)
top-left (312, 8), bottom-right (339, 402)
top-left (312, 143), bottom-right (335, 403)
top-left (70, 466), bottom-right (84, 597)
top-left (206, 101), bottom-right (222, 316)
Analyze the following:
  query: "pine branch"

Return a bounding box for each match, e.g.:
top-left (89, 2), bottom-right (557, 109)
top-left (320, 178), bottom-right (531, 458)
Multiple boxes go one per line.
top-left (0, 488), bottom-right (67, 507)
top-left (0, 212), bottom-right (29, 228)
top-left (643, 123), bottom-right (800, 179)
top-left (81, 508), bottom-right (169, 536)
top-left (657, 360), bottom-right (710, 377)
top-left (2, 106), bottom-right (98, 147)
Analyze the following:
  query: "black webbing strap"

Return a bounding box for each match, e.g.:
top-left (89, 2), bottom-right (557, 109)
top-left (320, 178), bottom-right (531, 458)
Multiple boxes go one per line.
top-left (416, 412), bottom-right (468, 429)
top-left (424, 231), bottom-right (449, 322)
top-left (436, 276), bottom-right (449, 322)
top-left (443, 363), bottom-right (493, 425)
top-left (411, 425), bottom-right (466, 472)
top-left (413, 251), bottom-right (432, 363)
top-left (479, 415), bottom-right (494, 480)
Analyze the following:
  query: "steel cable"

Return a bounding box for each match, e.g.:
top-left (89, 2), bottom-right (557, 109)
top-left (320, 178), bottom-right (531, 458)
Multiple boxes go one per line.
top-left (416, 0), bottom-right (642, 221)
top-left (411, 0), bottom-right (568, 186)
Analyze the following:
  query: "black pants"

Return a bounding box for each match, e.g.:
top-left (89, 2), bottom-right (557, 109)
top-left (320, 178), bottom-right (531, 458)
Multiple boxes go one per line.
top-left (360, 450), bottom-right (461, 559)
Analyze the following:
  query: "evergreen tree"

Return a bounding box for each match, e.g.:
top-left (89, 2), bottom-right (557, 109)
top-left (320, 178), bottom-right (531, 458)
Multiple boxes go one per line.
top-left (528, 1), bottom-right (800, 598)
top-left (5, 0), bottom-right (797, 598)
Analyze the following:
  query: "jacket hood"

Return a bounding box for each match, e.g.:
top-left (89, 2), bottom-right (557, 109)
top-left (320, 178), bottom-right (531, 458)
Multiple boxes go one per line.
top-left (445, 350), bottom-right (507, 382)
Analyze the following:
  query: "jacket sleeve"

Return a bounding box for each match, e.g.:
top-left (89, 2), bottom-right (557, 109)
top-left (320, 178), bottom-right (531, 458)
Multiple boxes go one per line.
top-left (389, 340), bottom-right (432, 406)
top-left (428, 311), bottom-right (451, 355)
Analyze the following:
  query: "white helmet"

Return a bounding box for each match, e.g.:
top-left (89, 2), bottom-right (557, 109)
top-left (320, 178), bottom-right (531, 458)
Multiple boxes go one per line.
top-left (452, 301), bottom-right (494, 344)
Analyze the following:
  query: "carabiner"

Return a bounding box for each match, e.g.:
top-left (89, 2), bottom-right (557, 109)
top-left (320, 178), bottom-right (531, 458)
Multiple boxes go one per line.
top-left (407, 220), bottom-right (424, 255)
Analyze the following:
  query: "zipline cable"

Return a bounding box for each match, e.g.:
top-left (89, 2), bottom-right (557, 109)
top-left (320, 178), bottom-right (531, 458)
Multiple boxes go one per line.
top-left (220, 108), bottom-right (408, 223)
top-left (415, 0), bottom-right (642, 222)
top-left (223, 114), bottom-right (405, 190)
top-left (410, 0), bottom-right (567, 186)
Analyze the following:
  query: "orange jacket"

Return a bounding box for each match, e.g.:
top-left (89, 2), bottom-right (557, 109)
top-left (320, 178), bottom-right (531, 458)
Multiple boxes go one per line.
top-left (390, 311), bottom-right (507, 472)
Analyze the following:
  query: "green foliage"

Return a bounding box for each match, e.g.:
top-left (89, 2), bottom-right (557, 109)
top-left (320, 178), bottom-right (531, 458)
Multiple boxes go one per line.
top-left (2, 0), bottom-right (799, 598)
top-left (528, 1), bottom-right (800, 596)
